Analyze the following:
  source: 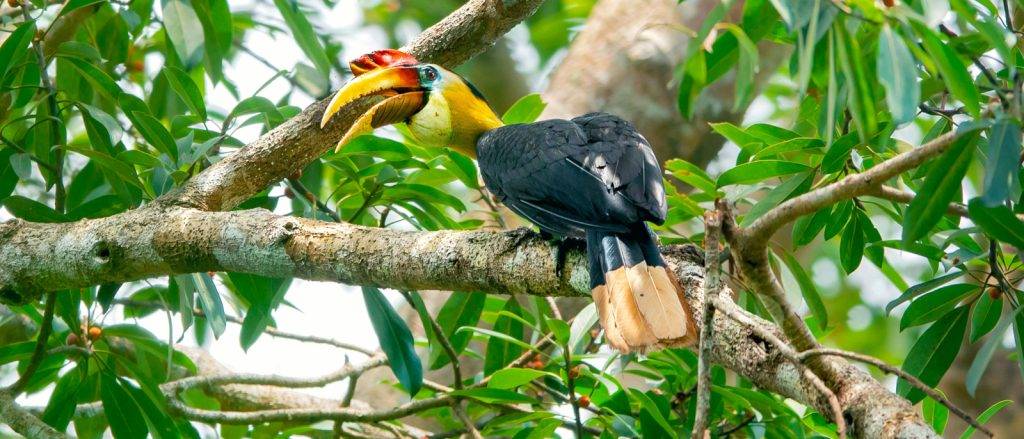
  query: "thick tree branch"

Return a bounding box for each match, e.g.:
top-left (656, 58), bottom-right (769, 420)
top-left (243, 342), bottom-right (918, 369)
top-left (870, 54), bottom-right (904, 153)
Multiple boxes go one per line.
top-left (0, 391), bottom-right (67, 439)
top-left (743, 127), bottom-right (967, 245)
top-left (0, 209), bottom-right (587, 303)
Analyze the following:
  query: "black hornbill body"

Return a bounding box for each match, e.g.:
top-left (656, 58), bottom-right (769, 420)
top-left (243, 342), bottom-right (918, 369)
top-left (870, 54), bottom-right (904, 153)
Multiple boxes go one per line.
top-left (321, 50), bottom-right (697, 352)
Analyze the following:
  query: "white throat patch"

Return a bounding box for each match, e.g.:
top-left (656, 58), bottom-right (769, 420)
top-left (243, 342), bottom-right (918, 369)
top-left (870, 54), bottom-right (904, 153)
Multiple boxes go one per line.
top-left (407, 90), bottom-right (452, 147)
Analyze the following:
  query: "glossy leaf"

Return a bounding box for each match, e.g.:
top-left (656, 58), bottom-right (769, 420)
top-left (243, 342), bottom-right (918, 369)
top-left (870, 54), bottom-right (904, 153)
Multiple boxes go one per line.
top-left (967, 198), bottom-right (1024, 249)
top-left (902, 132), bottom-right (977, 244)
top-left (911, 22), bottom-right (982, 116)
top-left (981, 118), bottom-right (1022, 206)
top-left (887, 270), bottom-right (964, 314)
top-left (100, 374), bottom-right (149, 439)
top-left (970, 291), bottom-right (1002, 343)
top-left (0, 21), bottom-right (36, 83)
top-left (900, 284), bottom-right (976, 330)
top-left (502, 94), bottom-right (547, 124)
top-left (839, 211), bottom-right (864, 273)
top-left (897, 306), bottom-right (969, 403)
top-left (779, 248), bottom-right (828, 330)
top-left (959, 400), bottom-right (1012, 439)
top-left (484, 298), bottom-right (526, 375)
top-left (428, 291), bottom-right (485, 369)
top-left (161, 66), bottom-right (207, 119)
top-left (877, 24), bottom-right (919, 125)
top-left (362, 287), bottom-right (422, 396)
top-left (162, 0), bottom-right (206, 69)
top-left (273, 0), bottom-right (332, 75)
top-left (717, 160), bottom-right (811, 187)
top-left (488, 368), bottom-right (556, 389)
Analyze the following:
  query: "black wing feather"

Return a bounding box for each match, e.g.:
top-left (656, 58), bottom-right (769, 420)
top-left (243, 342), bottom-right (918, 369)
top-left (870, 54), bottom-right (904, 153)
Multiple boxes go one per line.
top-left (477, 112), bottom-right (667, 236)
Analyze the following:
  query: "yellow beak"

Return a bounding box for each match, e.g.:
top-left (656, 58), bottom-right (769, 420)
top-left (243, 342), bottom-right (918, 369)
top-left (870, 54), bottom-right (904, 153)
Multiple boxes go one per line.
top-left (320, 66), bottom-right (427, 152)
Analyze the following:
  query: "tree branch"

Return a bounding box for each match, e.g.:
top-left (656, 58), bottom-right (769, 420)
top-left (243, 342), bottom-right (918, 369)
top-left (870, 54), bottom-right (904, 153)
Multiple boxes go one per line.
top-left (0, 391), bottom-right (67, 439)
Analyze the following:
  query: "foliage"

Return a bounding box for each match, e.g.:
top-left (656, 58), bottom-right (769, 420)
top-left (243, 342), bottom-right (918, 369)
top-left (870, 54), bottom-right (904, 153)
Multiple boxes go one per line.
top-left (0, 0), bottom-right (1022, 437)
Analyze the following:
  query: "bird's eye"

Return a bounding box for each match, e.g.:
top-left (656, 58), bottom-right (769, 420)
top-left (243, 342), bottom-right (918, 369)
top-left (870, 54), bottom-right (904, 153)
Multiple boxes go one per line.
top-left (420, 66), bottom-right (439, 84)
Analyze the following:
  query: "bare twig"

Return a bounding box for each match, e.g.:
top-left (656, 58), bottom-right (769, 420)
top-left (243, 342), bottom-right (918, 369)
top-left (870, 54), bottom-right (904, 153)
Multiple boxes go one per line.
top-left (287, 177), bottom-right (342, 222)
top-left (868, 185), bottom-right (969, 217)
top-left (711, 296), bottom-right (847, 439)
top-left (693, 210), bottom-right (722, 439)
top-left (798, 348), bottom-right (993, 438)
top-left (400, 291), bottom-right (463, 389)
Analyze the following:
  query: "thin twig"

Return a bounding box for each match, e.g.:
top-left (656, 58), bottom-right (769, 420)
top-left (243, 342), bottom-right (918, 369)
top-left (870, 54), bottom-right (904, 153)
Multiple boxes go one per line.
top-left (711, 296), bottom-right (847, 439)
top-left (115, 298), bottom-right (375, 355)
top-left (20, 3), bottom-right (65, 212)
top-left (798, 348), bottom-right (993, 438)
top-left (868, 185), bottom-right (969, 217)
top-left (693, 210), bottom-right (722, 439)
top-left (400, 291), bottom-right (463, 389)
top-left (6, 291), bottom-right (57, 396)
top-left (288, 177), bottom-right (342, 222)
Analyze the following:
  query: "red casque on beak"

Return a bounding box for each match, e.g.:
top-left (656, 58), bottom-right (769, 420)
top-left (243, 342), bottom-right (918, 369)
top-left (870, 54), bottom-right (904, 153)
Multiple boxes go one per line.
top-left (320, 49), bottom-right (428, 151)
top-left (350, 49), bottom-right (419, 76)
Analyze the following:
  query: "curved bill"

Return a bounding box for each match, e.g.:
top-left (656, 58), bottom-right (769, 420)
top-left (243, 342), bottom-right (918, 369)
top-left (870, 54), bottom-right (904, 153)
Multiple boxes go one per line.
top-left (320, 65), bottom-right (422, 129)
top-left (333, 91), bottom-right (426, 152)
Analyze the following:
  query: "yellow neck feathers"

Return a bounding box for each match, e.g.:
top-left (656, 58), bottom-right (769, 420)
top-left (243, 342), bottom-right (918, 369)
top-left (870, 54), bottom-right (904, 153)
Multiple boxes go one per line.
top-left (406, 75), bottom-right (503, 158)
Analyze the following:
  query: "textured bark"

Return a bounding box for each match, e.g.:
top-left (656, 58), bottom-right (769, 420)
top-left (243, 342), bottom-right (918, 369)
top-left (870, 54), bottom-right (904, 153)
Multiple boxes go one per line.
top-left (0, 391), bottom-right (66, 439)
top-left (541, 0), bottom-right (788, 165)
top-left (0, 209), bottom-right (934, 437)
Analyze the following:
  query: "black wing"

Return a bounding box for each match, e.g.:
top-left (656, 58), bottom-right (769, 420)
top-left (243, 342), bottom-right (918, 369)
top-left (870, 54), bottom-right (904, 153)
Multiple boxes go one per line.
top-left (477, 112), bottom-right (667, 236)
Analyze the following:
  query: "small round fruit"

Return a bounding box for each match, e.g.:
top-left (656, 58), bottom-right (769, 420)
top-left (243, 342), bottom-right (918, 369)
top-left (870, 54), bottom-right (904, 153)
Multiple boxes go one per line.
top-left (568, 366), bottom-right (581, 379)
top-left (578, 395), bottom-right (591, 408)
top-left (87, 326), bottom-right (102, 341)
top-left (66, 333), bottom-right (80, 346)
top-left (988, 287), bottom-right (1002, 300)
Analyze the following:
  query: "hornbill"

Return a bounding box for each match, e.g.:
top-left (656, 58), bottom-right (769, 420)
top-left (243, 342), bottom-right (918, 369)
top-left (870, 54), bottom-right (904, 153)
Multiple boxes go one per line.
top-left (320, 50), bottom-right (697, 353)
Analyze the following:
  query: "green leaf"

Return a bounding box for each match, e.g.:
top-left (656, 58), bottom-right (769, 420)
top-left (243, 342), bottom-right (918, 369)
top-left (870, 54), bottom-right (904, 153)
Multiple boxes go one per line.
top-left (959, 400), bottom-right (1012, 439)
top-left (967, 198), bottom-right (1024, 249)
top-left (887, 270), bottom-right (964, 314)
top-left (162, 0), bottom-right (206, 69)
top-left (922, 396), bottom-right (949, 435)
top-left (502, 94), bottom-right (547, 124)
top-left (900, 284), bottom-right (977, 330)
top-left (362, 287), bottom-right (422, 396)
top-left (741, 172), bottom-right (813, 226)
top-left (485, 298), bottom-right (526, 375)
top-left (779, 248), bottom-right (828, 330)
top-left (488, 368), bottom-right (557, 389)
top-left (545, 316), bottom-right (570, 345)
top-left (720, 24), bottom-right (759, 109)
top-left (966, 308), bottom-right (1020, 396)
top-left (792, 204), bottom-right (831, 245)
top-left (911, 22), bottom-right (982, 116)
top-left (41, 364), bottom-right (85, 430)
top-left (126, 111), bottom-right (180, 161)
top-left (568, 303), bottom-right (598, 354)
top-left (981, 118), bottom-right (1022, 206)
top-left (3, 196), bottom-right (67, 222)
top-left (877, 24), bottom-right (920, 125)
top-left (191, 0), bottom-right (232, 82)
top-left (174, 273), bottom-right (226, 337)
top-left (834, 17), bottom-right (877, 141)
top-left (839, 212), bottom-right (864, 273)
top-left (970, 291), bottom-right (1002, 343)
top-left (664, 159), bottom-right (718, 194)
top-left (0, 21), bottom-right (36, 83)
top-left (161, 66), bottom-right (207, 119)
top-left (428, 291), bottom-right (485, 369)
top-left (768, 0), bottom-right (815, 30)
top-left (227, 273), bottom-right (291, 350)
top-left (0, 149), bottom-right (18, 203)
top-left (62, 57), bottom-right (121, 99)
top-left (272, 0), bottom-right (331, 75)
top-left (902, 132), bottom-right (977, 244)
top-left (717, 160), bottom-right (811, 187)
top-left (100, 374), bottom-right (149, 439)
top-left (450, 388), bottom-right (538, 404)
top-left (897, 306), bottom-right (969, 403)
